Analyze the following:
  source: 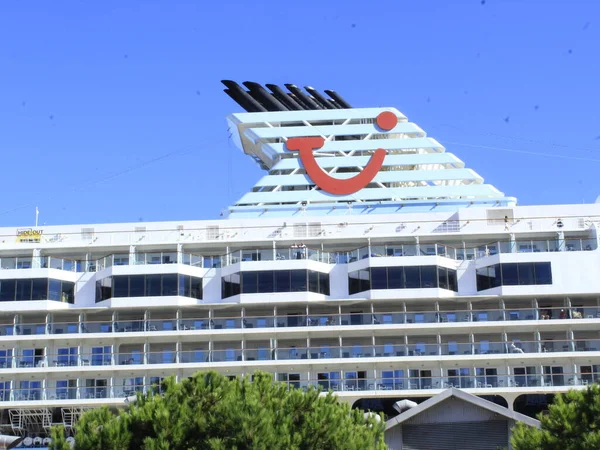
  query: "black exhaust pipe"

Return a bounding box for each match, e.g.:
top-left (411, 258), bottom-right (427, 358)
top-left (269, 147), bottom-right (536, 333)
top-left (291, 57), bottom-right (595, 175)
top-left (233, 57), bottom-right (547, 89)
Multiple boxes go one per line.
top-left (221, 80), bottom-right (268, 112)
top-left (243, 82), bottom-right (289, 112)
top-left (305, 86), bottom-right (336, 109)
top-left (266, 83), bottom-right (303, 111)
top-left (324, 89), bottom-right (353, 109)
top-left (285, 84), bottom-right (322, 110)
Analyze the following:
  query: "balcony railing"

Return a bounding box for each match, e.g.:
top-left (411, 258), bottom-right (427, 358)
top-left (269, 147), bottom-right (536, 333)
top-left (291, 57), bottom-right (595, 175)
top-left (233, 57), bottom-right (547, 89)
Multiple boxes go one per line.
top-left (3, 306), bottom-right (600, 337)
top-left (2, 340), bottom-right (598, 370)
top-left (0, 256), bottom-right (76, 271)
top-left (0, 235), bottom-right (595, 275)
top-left (1, 372), bottom-right (597, 403)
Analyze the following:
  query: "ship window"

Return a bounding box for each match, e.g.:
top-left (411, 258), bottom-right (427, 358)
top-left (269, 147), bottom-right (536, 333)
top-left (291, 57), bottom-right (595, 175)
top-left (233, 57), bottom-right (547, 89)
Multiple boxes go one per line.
top-left (113, 276), bottom-right (129, 297)
top-left (518, 263), bottom-right (535, 285)
top-left (275, 270), bottom-right (291, 292)
top-left (388, 266), bottom-right (404, 289)
top-left (222, 270), bottom-right (329, 297)
top-left (161, 274), bottom-right (178, 296)
top-left (404, 266), bottom-right (420, 289)
top-left (146, 274), bottom-right (161, 296)
top-left (476, 262), bottom-right (552, 291)
top-left (534, 262), bottom-right (553, 285)
top-left (371, 267), bottom-right (387, 290)
top-left (96, 274), bottom-right (202, 301)
top-left (420, 266), bottom-right (437, 288)
top-left (258, 271), bottom-right (274, 293)
top-left (349, 265), bottom-right (458, 293)
top-left (501, 264), bottom-right (519, 285)
top-left (129, 275), bottom-right (145, 297)
top-left (290, 270), bottom-right (307, 291)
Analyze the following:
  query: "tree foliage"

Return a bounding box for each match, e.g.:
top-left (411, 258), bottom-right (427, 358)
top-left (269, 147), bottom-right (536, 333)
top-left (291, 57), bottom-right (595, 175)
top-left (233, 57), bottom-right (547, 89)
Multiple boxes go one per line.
top-left (511, 384), bottom-right (600, 450)
top-left (51, 371), bottom-right (386, 450)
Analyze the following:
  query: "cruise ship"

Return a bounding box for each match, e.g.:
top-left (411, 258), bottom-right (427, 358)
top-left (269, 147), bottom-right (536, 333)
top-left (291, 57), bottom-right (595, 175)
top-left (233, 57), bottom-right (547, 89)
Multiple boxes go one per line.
top-left (0, 80), bottom-right (598, 446)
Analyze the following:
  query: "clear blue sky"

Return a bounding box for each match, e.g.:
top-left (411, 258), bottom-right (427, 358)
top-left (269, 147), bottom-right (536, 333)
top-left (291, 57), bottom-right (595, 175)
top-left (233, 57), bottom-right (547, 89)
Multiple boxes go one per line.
top-left (1, 0), bottom-right (599, 227)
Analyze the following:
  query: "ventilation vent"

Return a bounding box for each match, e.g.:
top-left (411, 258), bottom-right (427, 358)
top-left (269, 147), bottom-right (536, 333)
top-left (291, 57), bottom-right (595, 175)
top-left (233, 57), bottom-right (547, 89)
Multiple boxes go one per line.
top-left (81, 228), bottom-right (95, 240)
top-left (206, 226), bottom-right (220, 240)
top-left (486, 209), bottom-right (514, 226)
top-left (293, 223), bottom-right (307, 238)
top-left (577, 218), bottom-right (586, 229)
top-left (308, 222), bottom-right (322, 237)
top-left (135, 226), bottom-right (146, 234)
top-left (432, 220), bottom-right (460, 233)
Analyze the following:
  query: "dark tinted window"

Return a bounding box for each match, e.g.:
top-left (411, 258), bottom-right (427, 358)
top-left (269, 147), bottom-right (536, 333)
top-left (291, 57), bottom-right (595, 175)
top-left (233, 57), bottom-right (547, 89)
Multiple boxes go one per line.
top-left (534, 262), bottom-right (552, 284)
top-left (258, 271), bottom-right (274, 293)
top-left (349, 272), bottom-right (360, 294)
top-left (290, 270), bottom-right (307, 291)
top-left (476, 262), bottom-right (552, 291)
top-left (0, 280), bottom-right (15, 301)
top-left (223, 270), bottom-right (327, 295)
top-left (518, 263), bottom-right (535, 285)
top-left (388, 267), bottom-right (404, 289)
top-left (489, 264), bottom-right (501, 288)
top-left (371, 267), bottom-right (387, 290)
top-left (404, 266), bottom-right (420, 289)
top-left (242, 272), bottom-right (258, 294)
top-left (420, 266), bottom-right (437, 288)
top-left (448, 269), bottom-right (458, 292)
top-left (319, 272), bottom-right (330, 295)
top-left (501, 264), bottom-right (519, 285)
top-left (179, 275), bottom-right (190, 297)
top-left (31, 279), bottom-right (47, 300)
top-left (358, 269), bottom-right (371, 292)
top-left (146, 274), bottom-right (161, 296)
top-left (476, 267), bottom-right (490, 291)
top-left (61, 282), bottom-right (75, 303)
top-left (129, 275), bottom-right (145, 297)
top-left (275, 270), bottom-right (291, 292)
top-left (438, 267), bottom-right (448, 290)
top-left (16, 279), bottom-right (32, 300)
top-left (48, 279), bottom-right (61, 301)
top-left (308, 270), bottom-right (319, 293)
top-left (191, 277), bottom-right (203, 299)
top-left (161, 274), bottom-right (178, 296)
top-left (113, 276), bottom-right (128, 297)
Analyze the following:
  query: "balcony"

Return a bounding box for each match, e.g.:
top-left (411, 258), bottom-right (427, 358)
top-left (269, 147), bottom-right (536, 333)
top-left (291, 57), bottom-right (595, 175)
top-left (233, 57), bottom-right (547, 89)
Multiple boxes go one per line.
top-left (0, 370), bottom-right (597, 404)
top-left (2, 305), bottom-right (598, 338)
top-left (2, 338), bottom-right (598, 371)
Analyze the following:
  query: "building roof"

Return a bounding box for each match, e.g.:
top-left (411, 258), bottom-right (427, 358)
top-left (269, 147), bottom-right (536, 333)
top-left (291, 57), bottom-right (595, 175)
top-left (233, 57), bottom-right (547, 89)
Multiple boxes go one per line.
top-left (385, 388), bottom-right (541, 430)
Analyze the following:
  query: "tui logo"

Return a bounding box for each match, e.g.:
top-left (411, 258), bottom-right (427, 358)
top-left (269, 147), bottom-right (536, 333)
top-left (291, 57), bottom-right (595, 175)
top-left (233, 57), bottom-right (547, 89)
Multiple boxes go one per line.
top-left (285, 112), bottom-right (397, 195)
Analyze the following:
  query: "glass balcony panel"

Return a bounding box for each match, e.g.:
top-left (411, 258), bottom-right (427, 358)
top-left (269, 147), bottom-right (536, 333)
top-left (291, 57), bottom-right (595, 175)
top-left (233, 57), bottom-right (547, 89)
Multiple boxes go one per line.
top-left (582, 239), bottom-right (596, 251)
top-left (565, 239), bottom-right (582, 252)
top-left (115, 320), bottom-right (144, 333)
top-left (211, 349), bottom-right (242, 362)
top-left (1, 258), bottom-right (16, 269)
top-left (276, 347), bottom-right (308, 360)
top-left (82, 322), bottom-right (112, 333)
top-left (146, 352), bottom-right (175, 364)
top-left (180, 350), bottom-right (207, 363)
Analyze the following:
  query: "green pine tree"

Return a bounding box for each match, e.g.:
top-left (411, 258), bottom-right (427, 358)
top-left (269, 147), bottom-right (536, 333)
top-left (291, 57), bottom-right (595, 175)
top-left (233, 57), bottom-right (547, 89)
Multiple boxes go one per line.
top-left (511, 383), bottom-right (600, 450)
top-left (50, 371), bottom-right (387, 450)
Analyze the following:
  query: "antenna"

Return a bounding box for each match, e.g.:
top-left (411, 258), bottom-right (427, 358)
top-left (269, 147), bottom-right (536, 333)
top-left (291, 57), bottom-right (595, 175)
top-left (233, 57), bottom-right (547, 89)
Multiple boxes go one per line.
top-left (35, 206), bottom-right (39, 227)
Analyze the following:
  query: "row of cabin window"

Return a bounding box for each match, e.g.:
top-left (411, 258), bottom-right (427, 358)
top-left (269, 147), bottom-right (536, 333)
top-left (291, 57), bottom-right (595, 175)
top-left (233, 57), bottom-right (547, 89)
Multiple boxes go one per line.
top-left (222, 270), bottom-right (330, 298)
top-left (476, 262), bottom-right (552, 291)
top-left (349, 266), bottom-right (458, 295)
top-left (0, 278), bottom-right (74, 303)
top-left (95, 274), bottom-right (202, 302)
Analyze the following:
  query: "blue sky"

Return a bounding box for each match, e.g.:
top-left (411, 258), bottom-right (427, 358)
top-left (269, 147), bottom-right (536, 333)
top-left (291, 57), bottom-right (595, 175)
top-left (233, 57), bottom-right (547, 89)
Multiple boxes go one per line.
top-left (1, 0), bottom-right (599, 226)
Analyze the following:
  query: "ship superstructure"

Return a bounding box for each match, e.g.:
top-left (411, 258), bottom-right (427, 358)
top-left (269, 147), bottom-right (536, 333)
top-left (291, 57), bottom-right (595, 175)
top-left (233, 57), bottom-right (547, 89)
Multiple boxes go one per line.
top-left (0, 81), bottom-right (598, 447)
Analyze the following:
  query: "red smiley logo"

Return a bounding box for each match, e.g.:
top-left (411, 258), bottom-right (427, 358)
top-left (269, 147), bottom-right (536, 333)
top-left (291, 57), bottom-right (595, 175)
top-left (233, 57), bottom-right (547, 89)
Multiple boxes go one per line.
top-left (285, 111), bottom-right (398, 195)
